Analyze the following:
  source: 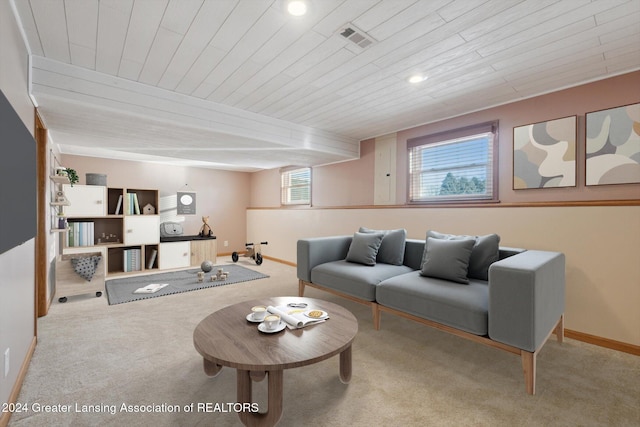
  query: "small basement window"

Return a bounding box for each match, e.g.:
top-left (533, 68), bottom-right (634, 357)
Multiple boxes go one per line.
top-left (281, 167), bottom-right (311, 206)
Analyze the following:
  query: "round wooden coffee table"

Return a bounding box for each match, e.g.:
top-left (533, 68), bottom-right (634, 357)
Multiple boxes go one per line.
top-left (193, 296), bottom-right (358, 427)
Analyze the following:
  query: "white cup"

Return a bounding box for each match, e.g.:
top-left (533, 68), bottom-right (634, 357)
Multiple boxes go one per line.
top-left (251, 306), bottom-right (267, 321)
top-left (264, 314), bottom-right (281, 330)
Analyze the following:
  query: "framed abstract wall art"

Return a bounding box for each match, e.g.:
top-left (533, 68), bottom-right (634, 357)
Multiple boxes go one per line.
top-left (513, 115), bottom-right (576, 189)
top-left (585, 102), bottom-right (640, 186)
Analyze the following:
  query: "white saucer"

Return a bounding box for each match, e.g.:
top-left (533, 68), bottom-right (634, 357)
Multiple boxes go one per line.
top-left (258, 321), bottom-right (286, 333)
top-left (246, 313), bottom-right (265, 323)
top-left (304, 309), bottom-right (328, 320)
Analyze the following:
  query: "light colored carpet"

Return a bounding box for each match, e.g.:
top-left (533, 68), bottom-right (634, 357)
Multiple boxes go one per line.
top-left (10, 257), bottom-right (640, 426)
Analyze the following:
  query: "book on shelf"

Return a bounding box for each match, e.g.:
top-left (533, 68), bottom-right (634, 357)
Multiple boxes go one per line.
top-left (67, 221), bottom-right (94, 247)
top-left (126, 192), bottom-right (141, 215)
top-left (127, 192), bottom-right (140, 215)
top-left (133, 193), bottom-right (140, 215)
top-left (67, 224), bottom-right (74, 247)
top-left (123, 248), bottom-right (142, 272)
top-left (147, 248), bottom-right (158, 269)
top-left (114, 194), bottom-right (123, 215)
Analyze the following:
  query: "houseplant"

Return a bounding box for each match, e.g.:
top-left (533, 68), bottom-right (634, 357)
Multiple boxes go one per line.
top-left (63, 168), bottom-right (79, 186)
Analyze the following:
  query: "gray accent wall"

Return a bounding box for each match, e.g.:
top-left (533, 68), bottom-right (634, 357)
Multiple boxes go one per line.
top-left (0, 89), bottom-right (37, 254)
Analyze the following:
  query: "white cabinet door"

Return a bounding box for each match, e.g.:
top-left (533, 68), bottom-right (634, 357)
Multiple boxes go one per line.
top-left (159, 242), bottom-right (190, 270)
top-left (124, 216), bottom-right (159, 245)
top-left (63, 184), bottom-right (106, 217)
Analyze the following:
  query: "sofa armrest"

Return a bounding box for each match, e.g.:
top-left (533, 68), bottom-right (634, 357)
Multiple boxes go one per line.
top-left (488, 250), bottom-right (565, 352)
top-left (297, 236), bottom-right (352, 282)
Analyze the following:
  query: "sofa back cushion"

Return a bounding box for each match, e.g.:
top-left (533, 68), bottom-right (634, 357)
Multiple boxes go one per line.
top-left (359, 227), bottom-right (407, 265)
top-left (346, 232), bottom-right (385, 266)
top-left (426, 231), bottom-right (500, 281)
top-left (420, 237), bottom-right (476, 284)
top-left (499, 247), bottom-right (526, 260)
top-left (403, 239), bottom-right (427, 270)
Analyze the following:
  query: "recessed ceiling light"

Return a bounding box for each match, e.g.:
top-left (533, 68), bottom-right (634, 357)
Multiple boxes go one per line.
top-left (408, 74), bottom-right (428, 84)
top-left (287, 0), bottom-right (308, 16)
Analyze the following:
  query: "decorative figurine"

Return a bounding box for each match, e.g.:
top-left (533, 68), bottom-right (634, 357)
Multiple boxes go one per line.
top-left (143, 203), bottom-right (155, 215)
top-left (198, 216), bottom-right (213, 237)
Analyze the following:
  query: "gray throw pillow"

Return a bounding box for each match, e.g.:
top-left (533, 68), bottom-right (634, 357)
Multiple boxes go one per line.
top-left (426, 230), bottom-right (500, 281)
top-left (346, 232), bottom-right (385, 266)
top-left (359, 227), bottom-right (407, 265)
top-left (420, 237), bottom-right (475, 284)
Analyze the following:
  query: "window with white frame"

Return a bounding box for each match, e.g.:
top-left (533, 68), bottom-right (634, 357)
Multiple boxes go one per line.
top-left (408, 121), bottom-right (498, 203)
top-left (281, 167), bottom-right (311, 205)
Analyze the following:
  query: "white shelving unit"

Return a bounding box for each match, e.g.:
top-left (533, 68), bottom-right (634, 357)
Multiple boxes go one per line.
top-left (61, 184), bottom-right (160, 277)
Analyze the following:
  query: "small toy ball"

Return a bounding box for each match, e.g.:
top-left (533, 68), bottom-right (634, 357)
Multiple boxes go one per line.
top-left (201, 260), bottom-right (214, 273)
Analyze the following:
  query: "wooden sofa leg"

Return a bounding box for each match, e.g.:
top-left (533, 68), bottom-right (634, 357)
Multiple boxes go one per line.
top-left (298, 280), bottom-right (305, 297)
top-left (554, 314), bottom-right (564, 343)
top-left (372, 303), bottom-right (381, 331)
top-left (521, 350), bottom-right (537, 395)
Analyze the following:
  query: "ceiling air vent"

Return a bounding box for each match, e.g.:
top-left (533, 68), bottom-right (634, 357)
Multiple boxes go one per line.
top-left (338, 23), bottom-right (375, 50)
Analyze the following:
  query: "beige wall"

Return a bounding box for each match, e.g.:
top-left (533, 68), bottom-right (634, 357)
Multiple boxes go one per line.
top-left (60, 155), bottom-right (251, 253)
top-left (250, 168), bottom-right (280, 207)
top-left (312, 140), bottom-right (376, 207)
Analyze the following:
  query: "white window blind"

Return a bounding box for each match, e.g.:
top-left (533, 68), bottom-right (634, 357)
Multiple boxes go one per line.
top-left (281, 167), bottom-right (311, 205)
top-left (408, 122), bottom-right (498, 203)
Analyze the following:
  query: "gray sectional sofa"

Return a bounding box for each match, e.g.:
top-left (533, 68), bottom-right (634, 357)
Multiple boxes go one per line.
top-left (297, 229), bottom-right (565, 394)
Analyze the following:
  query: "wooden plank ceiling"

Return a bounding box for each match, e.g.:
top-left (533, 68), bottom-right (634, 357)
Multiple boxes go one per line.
top-left (12, 0), bottom-right (640, 171)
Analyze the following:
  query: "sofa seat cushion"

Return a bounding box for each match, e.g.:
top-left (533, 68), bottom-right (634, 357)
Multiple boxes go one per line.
top-left (311, 260), bottom-right (414, 301)
top-left (377, 271), bottom-right (489, 335)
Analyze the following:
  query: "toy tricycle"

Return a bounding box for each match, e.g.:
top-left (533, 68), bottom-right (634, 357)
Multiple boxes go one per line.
top-left (232, 241), bottom-right (268, 265)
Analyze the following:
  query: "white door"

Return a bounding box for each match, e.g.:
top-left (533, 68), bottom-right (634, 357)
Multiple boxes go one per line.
top-left (63, 184), bottom-right (106, 217)
top-left (124, 216), bottom-right (159, 245)
top-left (159, 242), bottom-right (190, 270)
